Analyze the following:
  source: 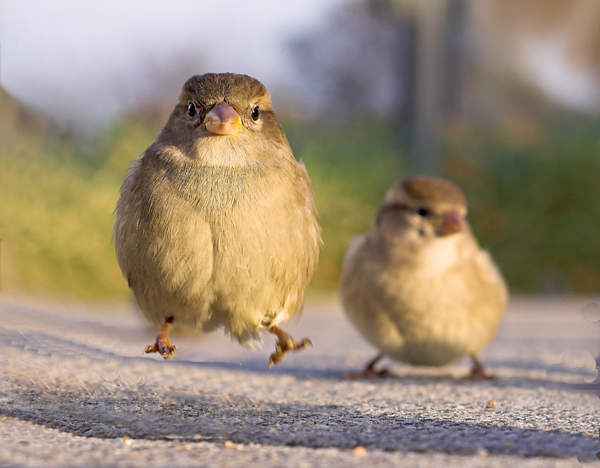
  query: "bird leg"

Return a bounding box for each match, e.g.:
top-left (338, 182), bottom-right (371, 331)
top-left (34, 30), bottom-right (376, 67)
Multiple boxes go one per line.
top-left (344, 352), bottom-right (389, 379)
top-left (144, 317), bottom-right (176, 360)
top-left (268, 325), bottom-right (312, 368)
top-left (466, 355), bottom-right (495, 380)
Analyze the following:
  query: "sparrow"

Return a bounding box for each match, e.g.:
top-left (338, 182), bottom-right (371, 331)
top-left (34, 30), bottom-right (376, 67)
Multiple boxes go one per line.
top-left (340, 176), bottom-right (508, 379)
top-left (114, 73), bottom-right (321, 367)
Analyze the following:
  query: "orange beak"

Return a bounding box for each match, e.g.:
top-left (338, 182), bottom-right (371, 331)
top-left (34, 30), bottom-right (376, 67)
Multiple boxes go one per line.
top-left (435, 210), bottom-right (466, 236)
top-left (204, 102), bottom-right (242, 135)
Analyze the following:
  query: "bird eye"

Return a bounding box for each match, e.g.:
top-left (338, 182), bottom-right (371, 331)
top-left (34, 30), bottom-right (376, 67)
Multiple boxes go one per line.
top-left (187, 101), bottom-right (197, 117)
top-left (417, 207), bottom-right (430, 217)
top-left (251, 106), bottom-right (260, 121)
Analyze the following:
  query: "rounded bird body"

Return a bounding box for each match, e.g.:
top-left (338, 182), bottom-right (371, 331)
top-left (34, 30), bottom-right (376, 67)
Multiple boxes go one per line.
top-left (340, 177), bottom-right (507, 377)
top-left (114, 73), bottom-right (320, 362)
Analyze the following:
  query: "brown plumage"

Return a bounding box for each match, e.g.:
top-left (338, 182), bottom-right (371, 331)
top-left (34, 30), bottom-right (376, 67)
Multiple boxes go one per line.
top-left (114, 73), bottom-right (320, 366)
top-left (340, 176), bottom-right (508, 379)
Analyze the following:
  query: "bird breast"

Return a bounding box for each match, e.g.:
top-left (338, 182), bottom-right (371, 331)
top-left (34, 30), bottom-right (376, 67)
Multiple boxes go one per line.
top-left (117, 142), bottom-right (319, 334)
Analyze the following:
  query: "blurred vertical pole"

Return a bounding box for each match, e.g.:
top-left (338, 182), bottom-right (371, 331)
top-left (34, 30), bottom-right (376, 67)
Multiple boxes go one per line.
top-left (412, 0), bottom-right (449, 175)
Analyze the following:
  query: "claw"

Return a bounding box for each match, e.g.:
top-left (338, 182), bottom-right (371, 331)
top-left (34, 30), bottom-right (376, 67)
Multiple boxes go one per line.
top-left (144, 317), bottom-right (176, 360)
top-left (268, 326), bottom-right (312, 368)
top-left (466, 355), bottom-right (495, 380)
top-left (344, 367), bottom-right (389, 380)
top-left (344, 352), bottom-right (389, 379)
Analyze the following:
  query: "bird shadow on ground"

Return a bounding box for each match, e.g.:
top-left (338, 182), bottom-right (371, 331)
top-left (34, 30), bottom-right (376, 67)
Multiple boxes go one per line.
top-left (1, 327), bottom-right (599, 461)
top-left (1, 385), bottom-right (599, 462)
top-left (176, 356), bottom-right (585, 393)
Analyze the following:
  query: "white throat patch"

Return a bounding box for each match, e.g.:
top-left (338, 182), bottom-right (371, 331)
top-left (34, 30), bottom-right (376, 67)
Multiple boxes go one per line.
top-left (194, 134), bottom-right (257, 167)
top-left (416, 234), bottom-right (463, 275)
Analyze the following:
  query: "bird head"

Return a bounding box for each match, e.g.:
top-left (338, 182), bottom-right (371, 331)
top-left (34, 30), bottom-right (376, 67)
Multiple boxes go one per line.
top-left (374, 176), bottom-right (469, 245)
top-left (154, 73), bottom-right (288, 163)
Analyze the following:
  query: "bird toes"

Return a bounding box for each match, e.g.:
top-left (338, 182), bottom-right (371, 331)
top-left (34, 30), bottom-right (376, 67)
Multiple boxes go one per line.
top-left (466, 359), bottom-right (495, 380)
top-left (343, 367), bottom-right (389, 380)
top-left (268, 335), bottom-right (313, 368)
top-left (268, 351), bottom-right (284, 369)
top-left (465, 370), bottom-right (495, 381)
top-left (295, 338), bottom-right (312, 350)
top-left (158, 344), bottom-right (177, 361)
top-left (143, 341), bottom-right (176, 360)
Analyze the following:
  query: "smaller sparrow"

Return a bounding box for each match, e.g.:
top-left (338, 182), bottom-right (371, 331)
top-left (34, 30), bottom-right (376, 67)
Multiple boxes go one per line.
top-left (340, 176), bottom-right (508, 379)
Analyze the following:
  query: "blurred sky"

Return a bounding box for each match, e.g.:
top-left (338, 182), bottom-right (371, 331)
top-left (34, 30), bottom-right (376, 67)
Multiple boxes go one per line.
top-left (3, 0), bottom-right (600, 130)
top-left (0, 0), bottom-right (348, 126)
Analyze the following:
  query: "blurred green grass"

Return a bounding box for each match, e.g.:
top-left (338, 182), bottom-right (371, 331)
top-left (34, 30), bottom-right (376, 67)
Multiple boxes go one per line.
top-left (1, 116), bottom-right (599, 299)
top-left (286, 124), bottom-right (403, 292)
top-left (445, 123), bottom-right (600, 292)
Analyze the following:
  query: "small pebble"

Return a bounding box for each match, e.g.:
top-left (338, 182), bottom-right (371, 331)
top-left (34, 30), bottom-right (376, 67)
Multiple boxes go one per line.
top-left (224, 440), bottom-right (234, 449)
top-left (122, 436), bottom-right (133, 446)
top-left (181, 444), bottom-right (192, 451)
top-left (485, 400), bottom-right (497, 409)
top-left (353, 446), bottom-right (367, 457)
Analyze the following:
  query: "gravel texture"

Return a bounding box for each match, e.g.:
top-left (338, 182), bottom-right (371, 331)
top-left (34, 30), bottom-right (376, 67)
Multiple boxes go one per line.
top-left (0, 295), bottom-right (599, 467)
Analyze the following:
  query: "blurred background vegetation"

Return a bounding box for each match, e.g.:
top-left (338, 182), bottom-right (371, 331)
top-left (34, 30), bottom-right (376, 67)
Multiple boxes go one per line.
top-left (1, 0), bottom-right (600, 300)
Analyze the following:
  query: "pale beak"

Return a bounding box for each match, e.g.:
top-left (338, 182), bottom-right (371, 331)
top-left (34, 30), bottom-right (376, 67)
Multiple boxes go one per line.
top-left (434, 210), bottom-right (466, 237)
top-left (204, 102), bottom-right (242, 135)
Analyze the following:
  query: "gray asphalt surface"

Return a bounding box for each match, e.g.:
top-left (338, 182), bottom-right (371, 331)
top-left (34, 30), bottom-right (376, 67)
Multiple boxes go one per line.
top-left (0, 295), bottom-right (599, 467)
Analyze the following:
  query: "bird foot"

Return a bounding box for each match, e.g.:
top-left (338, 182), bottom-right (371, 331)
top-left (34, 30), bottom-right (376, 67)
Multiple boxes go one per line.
top-left (344, 353), bottom-right (389, 379)
top-left (144, 318), bottom-right (176, 360)
top-left (144, 340), bottom-right (176, 360)
top-left (466, 356), bottom-right (495, 380)
top-left (344, 367), bottom-right (389, 380)
top-left (268, 326), bottom-right (312, 368)
top-left (466, 367), bottom-right (495, 381)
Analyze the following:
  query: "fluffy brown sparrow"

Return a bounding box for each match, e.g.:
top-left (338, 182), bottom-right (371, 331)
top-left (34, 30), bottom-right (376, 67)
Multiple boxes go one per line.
top-left (114, 73), bottom-right (321, 367)
top-left (340, 176), bottom-right (508, 379)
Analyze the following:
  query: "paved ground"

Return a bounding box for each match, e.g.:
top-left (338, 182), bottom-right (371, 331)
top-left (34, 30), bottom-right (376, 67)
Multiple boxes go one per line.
top-left (0, 295), bottom-right (599, 467)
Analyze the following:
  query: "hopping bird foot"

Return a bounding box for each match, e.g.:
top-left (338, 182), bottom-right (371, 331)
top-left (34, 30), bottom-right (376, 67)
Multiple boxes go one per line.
top-left (144, 317), bottom-right (176, 360)
top-left (144, 341), bottom-right (176, 360)
top-left (344, 353), bottom-right (389, 379)
top-left (466, 355), bottom-right (495, 381)
top-left (268, 325), bottom-right (312, 368)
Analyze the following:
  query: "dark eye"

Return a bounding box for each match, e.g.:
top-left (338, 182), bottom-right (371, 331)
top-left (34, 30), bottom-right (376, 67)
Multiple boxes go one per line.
top-left (187, 101), bottom-right (197, 117)
top-left (251, 106), bottom-right (260, 121)
top-left (417, 207), bottom-right (430, 217)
